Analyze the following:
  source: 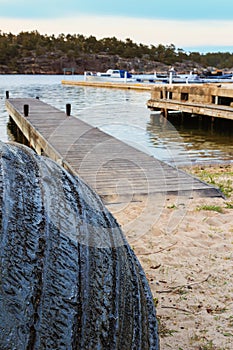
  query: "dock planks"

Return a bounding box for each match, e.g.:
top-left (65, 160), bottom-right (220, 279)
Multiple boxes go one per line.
top-left (61, 79), bottom-right (152, 91)
top-left (5, 98), bottom-right (222, 218)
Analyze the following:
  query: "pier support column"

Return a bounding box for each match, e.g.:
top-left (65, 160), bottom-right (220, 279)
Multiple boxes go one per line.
top-left (161, 108), bottom-right (168, 118)
top-left (210, 116), bottom-right (215, 134)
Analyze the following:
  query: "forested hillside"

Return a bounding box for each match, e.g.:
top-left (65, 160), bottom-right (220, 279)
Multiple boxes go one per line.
top-left (0, 30), bottom-right (233, 74)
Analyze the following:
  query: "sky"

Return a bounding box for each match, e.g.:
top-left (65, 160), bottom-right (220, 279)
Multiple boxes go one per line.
top-left (1, 0), bottom-right (233, 53)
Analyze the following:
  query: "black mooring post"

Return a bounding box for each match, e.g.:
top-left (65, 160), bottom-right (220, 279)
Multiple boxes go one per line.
top-left (66, 103), bottom-right (71, 116)
top-left (24, 104), bottom-right (29, 117)
top-left (6, 91), bottom-right (9, 99)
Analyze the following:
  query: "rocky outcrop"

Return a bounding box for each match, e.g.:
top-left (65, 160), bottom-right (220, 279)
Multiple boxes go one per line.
top-left (0, 141), bottom-right (159, 349)
top-left (0, 51), bottom-right (202, 74)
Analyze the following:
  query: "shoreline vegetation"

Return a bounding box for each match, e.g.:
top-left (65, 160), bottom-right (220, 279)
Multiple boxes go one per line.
top-left (1, 30), bottom-right (233, 75)
top-left (113, 162), bottom-right (233, 349)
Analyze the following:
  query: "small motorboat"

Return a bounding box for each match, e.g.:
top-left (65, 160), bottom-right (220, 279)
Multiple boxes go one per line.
top-left (85, 69), bottom-right (137, 82)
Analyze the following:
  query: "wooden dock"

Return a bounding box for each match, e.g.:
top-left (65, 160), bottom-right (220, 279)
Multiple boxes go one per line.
top-left (61, 79), bottom-right (152, 91)
top-left (147, 83), bottom-right (233, 120)
top-left (5, 98), bottom-right (222, 229)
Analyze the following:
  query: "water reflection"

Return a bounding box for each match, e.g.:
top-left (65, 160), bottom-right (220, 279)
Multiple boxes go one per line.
top-left (147, 112), bottom-right (233, 165)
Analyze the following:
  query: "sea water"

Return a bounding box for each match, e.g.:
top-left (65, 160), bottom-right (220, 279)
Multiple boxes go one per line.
top-left (0, 74), bottom-right (232, 167)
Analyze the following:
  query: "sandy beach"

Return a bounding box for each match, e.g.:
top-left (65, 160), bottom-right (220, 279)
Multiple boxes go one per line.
top-left (114, 163), bottom-right (233, 350)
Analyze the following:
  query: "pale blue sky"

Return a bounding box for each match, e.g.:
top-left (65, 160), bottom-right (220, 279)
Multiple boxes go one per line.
top-left (1, 0), bottom-right (233, 52)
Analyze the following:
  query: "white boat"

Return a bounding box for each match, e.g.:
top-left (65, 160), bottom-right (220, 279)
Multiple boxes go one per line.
top-left (199, 74), bottom-right (233, 83)
top-left (85, 69), bottom-right (137, 82)
top-left (170, 71), bottom-right (233, 84)
top-left (85, 68), bottom-right (233, 84)
top-left (149, 71), bottom-right (233, 84)
top-left (133, 69), bottom-right (201, 84)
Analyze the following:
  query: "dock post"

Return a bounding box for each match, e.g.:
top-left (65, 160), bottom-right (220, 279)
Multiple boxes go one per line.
top-left (66, 103), bottom-right (71, 116)
top-left (169, 71), bottom-right (173, 84)
top-left (6, 91), bottom-right (9, 99)
top-left (24, 104), bottom-right (29, 117)
top-left (124, 71), bottom-right (127, 83)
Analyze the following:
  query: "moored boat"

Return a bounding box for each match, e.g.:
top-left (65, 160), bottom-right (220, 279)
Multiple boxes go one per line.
top-left (85, 69), bottom-right (137, 82)
top-left (84, 68), bottom-right (233, 84)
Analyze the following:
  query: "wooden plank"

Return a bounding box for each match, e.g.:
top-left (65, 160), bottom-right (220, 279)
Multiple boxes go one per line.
top-left (147, 99), bottom-right (233, 120)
